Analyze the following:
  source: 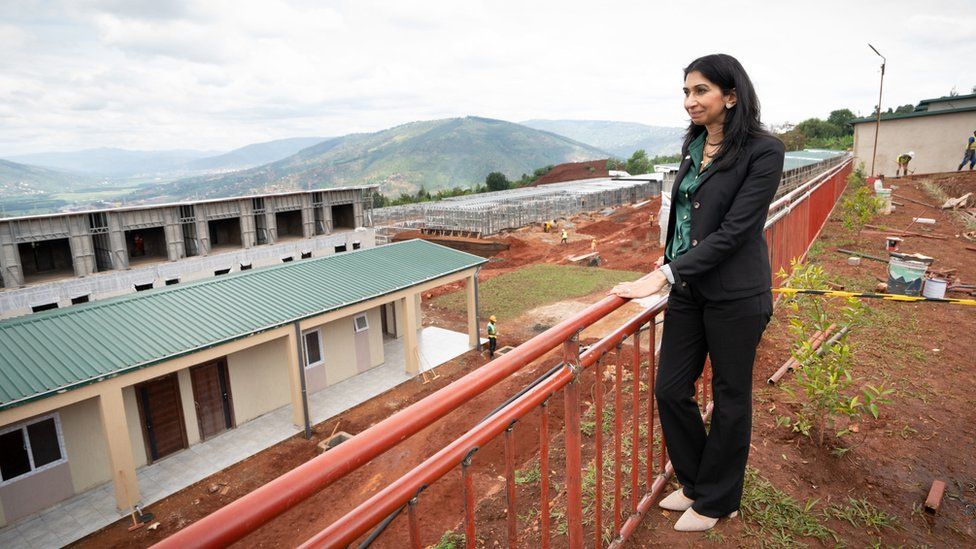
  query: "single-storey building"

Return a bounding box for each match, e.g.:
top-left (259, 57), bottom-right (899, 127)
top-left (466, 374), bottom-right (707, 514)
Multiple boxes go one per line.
top-left (0, 239), bottom-right (485, 527)
top-left (851, 93), bottom-right (976, 176)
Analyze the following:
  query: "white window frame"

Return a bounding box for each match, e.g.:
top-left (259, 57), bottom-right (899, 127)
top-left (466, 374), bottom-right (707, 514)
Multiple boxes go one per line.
top-left (0, 412), bottom-right (68, 486)
top-left (353, 314), bottom-right (369, 333)
top-left (303, 328), bottom-right (324, 368)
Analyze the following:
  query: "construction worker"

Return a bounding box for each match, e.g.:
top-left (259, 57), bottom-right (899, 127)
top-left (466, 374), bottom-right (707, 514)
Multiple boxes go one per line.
top-left (958, 131), bottom-right (976, 171)
top-left (561, 228), bottom-right (568, 245)
top-left (591, 238), bottom-right (597, 251)
top-left (486, 315), bottom-right (498, 358)
top-left (543, 221), bottom-right (551, 233)
top-left (895, 151), bottom-right (914, 177)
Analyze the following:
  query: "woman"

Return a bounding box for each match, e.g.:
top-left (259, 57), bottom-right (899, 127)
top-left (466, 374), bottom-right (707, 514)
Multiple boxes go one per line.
top-left (611, 54), bottom-right (784, 532)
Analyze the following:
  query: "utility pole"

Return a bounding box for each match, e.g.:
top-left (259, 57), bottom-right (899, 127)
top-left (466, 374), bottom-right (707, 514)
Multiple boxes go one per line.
top-left (868, 44), bottom-right (886, 178)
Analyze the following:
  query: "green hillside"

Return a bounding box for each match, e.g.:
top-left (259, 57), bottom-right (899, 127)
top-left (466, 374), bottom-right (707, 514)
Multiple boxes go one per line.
top-left (130, 117), bottom-right (610, 200)
top-left (0, 159), bottom-right (102, 215)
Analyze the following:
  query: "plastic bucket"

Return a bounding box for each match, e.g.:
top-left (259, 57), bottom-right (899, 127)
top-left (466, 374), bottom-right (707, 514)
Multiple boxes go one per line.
top-left (875, 188), bottom-right (892, 214)
top-left (887, 257), bottom-right (927, 296)
top-left (922, 277), bottom-right (947, 299)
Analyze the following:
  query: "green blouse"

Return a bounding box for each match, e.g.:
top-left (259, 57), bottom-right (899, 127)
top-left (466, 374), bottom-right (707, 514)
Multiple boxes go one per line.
top-left (666, 132), bottom-right (711, 261)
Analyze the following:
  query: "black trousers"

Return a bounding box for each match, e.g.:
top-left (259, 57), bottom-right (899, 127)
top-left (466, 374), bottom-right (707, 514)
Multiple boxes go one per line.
top-left (488, 337), bottom-right (497, 357)
top-left (655, 282), bottom-right (772, 518)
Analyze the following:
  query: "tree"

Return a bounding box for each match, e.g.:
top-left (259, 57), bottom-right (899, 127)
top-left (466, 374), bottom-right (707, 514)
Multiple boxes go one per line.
top-left (605, 158), bottom-right (626, 171)
top-left (826, 109), bottom-right (855, 136)
top-left (893, 104), bottom-right (914, 114)
top-left (624, 149), bottom-right (651, 175)
top-left (796, 118), bottom-right (838, 140)
top-left (485, 171), bottom-right (511, 192)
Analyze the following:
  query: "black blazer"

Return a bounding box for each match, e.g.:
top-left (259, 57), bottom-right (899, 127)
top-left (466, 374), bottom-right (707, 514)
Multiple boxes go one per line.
top-left (664, 133), bottom-right (786, 301)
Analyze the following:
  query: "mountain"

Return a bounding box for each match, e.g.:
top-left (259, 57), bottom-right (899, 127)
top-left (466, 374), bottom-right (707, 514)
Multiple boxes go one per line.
top-left (0, 159), bottom-right (96, 192)
top-left (7, 148), bottom-right (219, 178)
top-left (129, 117), bottom-right (611, 201)
top-left (0, 159), bottom-right (101, 216)
top-left (520, 120), bottom-right (685, 158)
top-left (186, 137), bottom-right (329, 172)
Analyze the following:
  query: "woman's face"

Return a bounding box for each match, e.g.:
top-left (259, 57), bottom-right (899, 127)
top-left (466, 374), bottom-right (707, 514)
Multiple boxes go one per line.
top-left (683, 70), bottom-right (736, 128)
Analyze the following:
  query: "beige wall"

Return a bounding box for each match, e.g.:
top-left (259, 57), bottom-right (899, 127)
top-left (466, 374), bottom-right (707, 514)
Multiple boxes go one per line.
top-left (61, 398), bottom-right (111, 493)
top-left (227, 336), bottom-right (291, 424)
top-left (123, 386), bottom-right (148, 468)
top-left (853, 110), bottom-right (976, 176)
top-left (320, 316), bottom-right (358, 386)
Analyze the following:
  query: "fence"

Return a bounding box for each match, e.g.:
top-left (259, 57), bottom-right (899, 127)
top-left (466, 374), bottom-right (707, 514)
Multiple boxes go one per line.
top-left (154, 157), bottom-right (853, 548)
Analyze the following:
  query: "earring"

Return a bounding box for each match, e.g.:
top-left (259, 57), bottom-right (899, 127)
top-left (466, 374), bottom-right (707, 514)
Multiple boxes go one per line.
top-left (725, 103), bottom-right (734, 109)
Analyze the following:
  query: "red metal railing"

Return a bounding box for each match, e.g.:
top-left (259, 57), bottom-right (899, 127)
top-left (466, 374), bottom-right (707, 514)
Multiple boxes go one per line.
top-left (155, 156), bottom-right (852, 549)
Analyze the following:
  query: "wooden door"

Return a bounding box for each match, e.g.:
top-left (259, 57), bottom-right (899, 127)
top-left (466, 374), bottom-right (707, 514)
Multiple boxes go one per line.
top-left (191, 360), bottom-right (234, 441)
top-left (137, 374), bottom-right (187, 462)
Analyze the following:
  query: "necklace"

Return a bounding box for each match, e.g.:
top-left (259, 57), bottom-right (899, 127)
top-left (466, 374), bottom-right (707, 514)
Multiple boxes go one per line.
top-left (706, 140), bottom-right (723, 146)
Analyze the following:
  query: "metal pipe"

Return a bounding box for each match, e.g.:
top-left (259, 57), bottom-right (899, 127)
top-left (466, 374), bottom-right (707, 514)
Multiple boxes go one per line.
top-left (563, 339), bottom-right (584, 549)
top-left (594, 357), bottom-right (604, 549)
top-left (868, 44), bottom-right (886, 177)
top-left (504, 427), bottom-right (517, 548)
top-left (539, 401), bottom-right (551, 549)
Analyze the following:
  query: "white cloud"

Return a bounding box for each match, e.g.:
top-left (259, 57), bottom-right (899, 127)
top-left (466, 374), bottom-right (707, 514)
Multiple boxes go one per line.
top-left (1, 0), bottom-right (974, 155)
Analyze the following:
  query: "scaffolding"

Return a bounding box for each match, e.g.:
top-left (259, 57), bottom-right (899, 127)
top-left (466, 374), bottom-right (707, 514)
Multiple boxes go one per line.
top-left (374, 177), bottom-right (659, 237)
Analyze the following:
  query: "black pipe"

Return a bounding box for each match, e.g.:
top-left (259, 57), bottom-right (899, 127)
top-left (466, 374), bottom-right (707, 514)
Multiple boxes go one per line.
top-left (479, 361), bottom-right (565, 425)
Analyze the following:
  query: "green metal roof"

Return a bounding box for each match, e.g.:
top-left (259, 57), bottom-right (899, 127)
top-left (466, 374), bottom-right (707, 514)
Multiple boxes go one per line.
top-left (917, 92), bottom-right (976, 106)
top-left (850, 105), bottom-right (976, 124)
top-left (0, 239), bottom-right (485, 412)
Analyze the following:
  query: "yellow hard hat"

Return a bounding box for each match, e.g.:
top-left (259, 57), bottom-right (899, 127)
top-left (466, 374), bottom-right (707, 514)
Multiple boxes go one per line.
top-left (489, 315), bottom-right (497, 322)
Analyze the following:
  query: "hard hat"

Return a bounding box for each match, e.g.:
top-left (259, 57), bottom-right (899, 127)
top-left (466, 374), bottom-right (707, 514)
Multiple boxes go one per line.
top-left (908, 151), bottom-right (915, 158)
top-left (489, 315), bottom-right (496, 322)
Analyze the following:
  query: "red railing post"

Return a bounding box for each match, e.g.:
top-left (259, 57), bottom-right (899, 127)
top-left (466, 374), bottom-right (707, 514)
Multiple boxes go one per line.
top-left (562, 338), bottom-right (584, 549)
top-left (645, 322), bottom-right (655, 487)
top-left (407, 497), bottom-right (421, 549)
top-left (630, 331), bottom-right (640, 513)
top-left (504, 426), bottom-right (518, 548)
top-left (613, 346), bottom-right (623, 533)
top-left (594, 357), bottom-right (605, 549)
top-left (462, 453), bottom-right (477, 549)
top-left (540, 401), bottom-right (551, 549)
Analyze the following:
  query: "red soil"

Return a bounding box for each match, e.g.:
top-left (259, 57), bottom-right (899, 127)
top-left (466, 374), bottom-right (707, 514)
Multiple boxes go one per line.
top-left (532, 159), bottom-right (611, 186)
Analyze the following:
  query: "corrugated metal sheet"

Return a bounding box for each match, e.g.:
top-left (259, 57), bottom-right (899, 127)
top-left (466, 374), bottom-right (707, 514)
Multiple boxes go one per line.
top-left (0, 239), bottom-right (485, 411)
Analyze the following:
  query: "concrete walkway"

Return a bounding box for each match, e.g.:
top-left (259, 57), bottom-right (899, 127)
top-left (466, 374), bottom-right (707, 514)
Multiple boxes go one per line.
top-left (0, 327), bottom-right (483, 549)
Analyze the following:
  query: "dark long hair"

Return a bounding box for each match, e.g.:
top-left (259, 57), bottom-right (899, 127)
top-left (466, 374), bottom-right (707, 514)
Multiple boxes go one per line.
top-left (683, 54), bottom-right (769, 173)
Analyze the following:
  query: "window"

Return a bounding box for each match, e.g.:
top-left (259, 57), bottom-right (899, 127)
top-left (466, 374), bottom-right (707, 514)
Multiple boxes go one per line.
top-left (352, 242), bottom-right (361, 250)
top-left (164, 278), bottom-right (180, 286)
top-left (303, 330), bottom-right (323, 367)
top-left (334, 245), bottom-right (347, 253)
top-left (281, 256), bottom-right (294, 263)
top-left (354, 314), bottom-right (369, 333)
top-left (70, 295), bottom-right (90, 305)
top-left (301, 251), bottom-right (312, 259)
top-left (134, 282), bottom-right (154, 292)
top-left (31, 302), bottom-right (58, 313)
top-left (214, 268), bottom-right (231, 276)
top-left (0, 415), bottom-right (66, 484)
top-left (240, 263), bottom-right (252, 271)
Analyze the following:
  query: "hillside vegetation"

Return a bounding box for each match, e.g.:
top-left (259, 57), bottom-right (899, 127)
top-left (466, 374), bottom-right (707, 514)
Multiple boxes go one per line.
top-left (129, 117), bottom-right (610, 201)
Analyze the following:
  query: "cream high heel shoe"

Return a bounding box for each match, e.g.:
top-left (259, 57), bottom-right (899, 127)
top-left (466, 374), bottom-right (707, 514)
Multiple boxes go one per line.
top-left (658, 488), bottom-right (695, 511)
top-left (673, 507), bottom-right (738, 532)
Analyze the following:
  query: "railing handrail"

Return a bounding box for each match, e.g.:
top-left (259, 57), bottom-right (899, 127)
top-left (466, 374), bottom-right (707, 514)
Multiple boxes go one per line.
top-left (302, 297), bottom-right (668, 548)
top-left (154, 293), bottom-right (639, 548)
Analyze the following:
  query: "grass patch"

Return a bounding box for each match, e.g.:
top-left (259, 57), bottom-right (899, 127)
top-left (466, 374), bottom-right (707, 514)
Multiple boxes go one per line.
top-left (515, 465), bottom-right (540, 485)
top-left (825, 497), bottom-right (897, 532)
top-left (740, 468), bottom-right (835, 547)
top-left (433, 530), bottom-right (465, 549)
top-left (431, 264), bottom-right (643, 319)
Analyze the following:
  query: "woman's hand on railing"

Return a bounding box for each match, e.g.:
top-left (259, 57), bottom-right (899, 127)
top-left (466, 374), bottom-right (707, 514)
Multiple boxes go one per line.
top-left (609, 268), bottom-right (669, 299)
top-left (654, 255), bottom-right (665, 269)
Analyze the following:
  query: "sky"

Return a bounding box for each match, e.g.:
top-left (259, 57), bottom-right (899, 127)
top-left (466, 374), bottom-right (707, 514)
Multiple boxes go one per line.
top-left (1, 0), bottom-right (974, 156)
